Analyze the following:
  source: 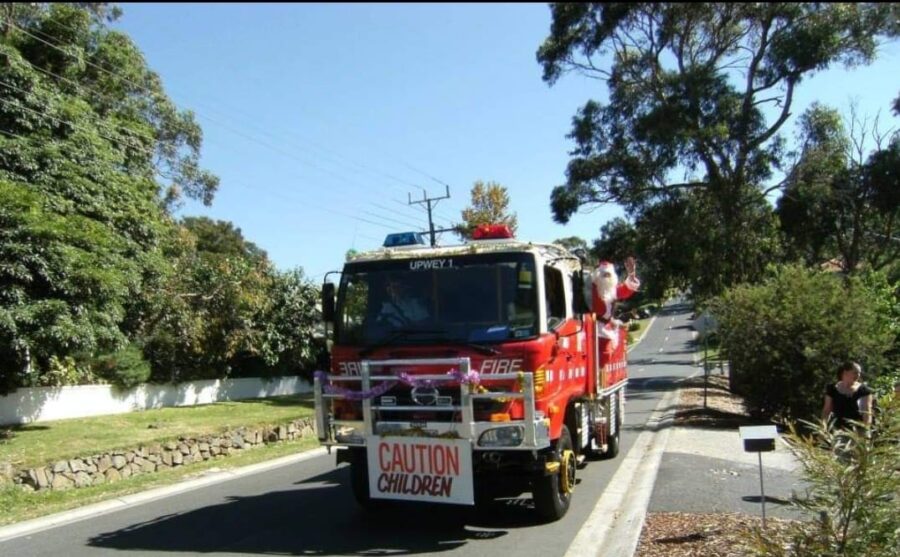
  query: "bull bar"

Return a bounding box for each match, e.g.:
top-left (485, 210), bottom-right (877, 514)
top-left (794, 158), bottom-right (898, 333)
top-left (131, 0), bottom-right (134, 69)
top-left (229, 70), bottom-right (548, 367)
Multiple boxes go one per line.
top-left (314, 357), bottom-right (551, 451)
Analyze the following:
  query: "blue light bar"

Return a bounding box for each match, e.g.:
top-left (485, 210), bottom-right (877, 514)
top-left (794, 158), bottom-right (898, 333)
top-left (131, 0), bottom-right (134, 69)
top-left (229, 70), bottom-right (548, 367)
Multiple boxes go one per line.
top-left (383, 231), bottom-right (426, 247)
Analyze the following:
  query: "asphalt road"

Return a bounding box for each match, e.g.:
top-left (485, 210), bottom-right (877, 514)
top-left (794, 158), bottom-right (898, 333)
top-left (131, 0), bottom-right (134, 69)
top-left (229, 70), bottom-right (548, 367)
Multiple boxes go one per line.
top-left (1, 302), bottom-right (698, 557)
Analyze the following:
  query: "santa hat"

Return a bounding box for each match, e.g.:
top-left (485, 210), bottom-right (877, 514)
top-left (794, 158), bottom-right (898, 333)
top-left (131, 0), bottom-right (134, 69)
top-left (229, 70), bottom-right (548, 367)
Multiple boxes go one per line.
top-left (592, 261), bottom-right (618, 289)
top-left (597, 261), bottom-right (615, 274)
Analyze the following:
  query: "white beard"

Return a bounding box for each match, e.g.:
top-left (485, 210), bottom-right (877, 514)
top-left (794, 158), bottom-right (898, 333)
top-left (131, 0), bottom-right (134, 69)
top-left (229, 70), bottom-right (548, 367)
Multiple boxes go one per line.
top-left (596, 275), bottom-right (617, 301)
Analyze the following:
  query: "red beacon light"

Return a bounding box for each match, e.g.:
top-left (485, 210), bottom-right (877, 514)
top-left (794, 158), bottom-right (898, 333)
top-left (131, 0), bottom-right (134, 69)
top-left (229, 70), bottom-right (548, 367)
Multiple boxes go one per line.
top-left (472, 224), bottom-right (514, 240)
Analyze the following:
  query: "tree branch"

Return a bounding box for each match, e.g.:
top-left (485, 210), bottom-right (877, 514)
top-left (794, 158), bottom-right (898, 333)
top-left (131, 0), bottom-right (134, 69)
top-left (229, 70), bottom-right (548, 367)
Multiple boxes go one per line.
top-left (747, 75), bottom-right (795, 153)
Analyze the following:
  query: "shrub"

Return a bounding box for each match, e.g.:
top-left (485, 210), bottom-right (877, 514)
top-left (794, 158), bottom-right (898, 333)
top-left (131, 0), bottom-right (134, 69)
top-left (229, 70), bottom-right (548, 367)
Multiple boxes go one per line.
top-left (749, 396), bottom-right (900, 557)
top-left (93, 344), bottom-right (152, 389)
top-left (37, 356), bottom-right (97, 387)
top-left (714, 265), bottom-right (893, 421)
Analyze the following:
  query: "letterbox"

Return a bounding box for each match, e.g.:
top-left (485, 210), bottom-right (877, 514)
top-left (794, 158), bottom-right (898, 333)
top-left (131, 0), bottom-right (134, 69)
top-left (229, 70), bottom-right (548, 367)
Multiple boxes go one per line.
top-left (739, 425), bottom-right (778, 452)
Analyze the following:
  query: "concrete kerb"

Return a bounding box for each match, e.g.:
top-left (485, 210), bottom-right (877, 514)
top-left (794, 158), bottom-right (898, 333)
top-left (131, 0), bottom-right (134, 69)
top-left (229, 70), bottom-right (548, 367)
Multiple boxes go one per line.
top-left (565, 319), bottom-right (697, 557)
top-left (0, 447), bottom-right (328, 543)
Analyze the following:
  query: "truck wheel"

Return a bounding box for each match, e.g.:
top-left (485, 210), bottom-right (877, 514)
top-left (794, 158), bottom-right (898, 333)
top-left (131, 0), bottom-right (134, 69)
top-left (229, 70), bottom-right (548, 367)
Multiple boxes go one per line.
top-left (603, 392), bottom-right (621, 459)
top-left (349, 447), bottom-right (379, 509)
top-left (533, 425), bottom-right (575, 521)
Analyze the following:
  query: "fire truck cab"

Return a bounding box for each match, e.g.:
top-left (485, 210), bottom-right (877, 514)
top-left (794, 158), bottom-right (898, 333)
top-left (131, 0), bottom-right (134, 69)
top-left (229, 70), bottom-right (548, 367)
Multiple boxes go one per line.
top-left (316, 225), bottom-right (629, 521)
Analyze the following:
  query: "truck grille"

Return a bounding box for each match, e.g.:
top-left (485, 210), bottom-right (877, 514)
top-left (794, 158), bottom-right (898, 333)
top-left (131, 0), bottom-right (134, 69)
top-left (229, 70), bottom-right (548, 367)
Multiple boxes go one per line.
top-left (375, 385), bottom-right (505, 422)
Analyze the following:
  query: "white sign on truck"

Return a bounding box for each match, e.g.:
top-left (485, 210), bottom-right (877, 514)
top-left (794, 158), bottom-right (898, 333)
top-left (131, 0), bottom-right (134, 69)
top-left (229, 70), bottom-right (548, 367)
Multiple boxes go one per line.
top-left (367, 436), bottom-right (474, 505)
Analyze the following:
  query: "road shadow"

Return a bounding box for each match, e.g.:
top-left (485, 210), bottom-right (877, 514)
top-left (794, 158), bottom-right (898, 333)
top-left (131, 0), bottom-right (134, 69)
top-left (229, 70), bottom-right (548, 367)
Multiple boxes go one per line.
top-left (235, 394), bottom-right (315, 409)
top-left (629, 358), bottom-right (697, 368)
top-left (627, 376), bottom-right (689, 394)
top-left (742, 495), bottom-right (792, 505)
top-left (87, 466), bottom-right (544, 555)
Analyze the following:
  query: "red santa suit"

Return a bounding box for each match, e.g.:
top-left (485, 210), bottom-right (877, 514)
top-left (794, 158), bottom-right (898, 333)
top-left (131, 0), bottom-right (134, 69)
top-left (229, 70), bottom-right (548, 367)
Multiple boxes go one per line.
top-left (591, 261), bottom-right (640, 349)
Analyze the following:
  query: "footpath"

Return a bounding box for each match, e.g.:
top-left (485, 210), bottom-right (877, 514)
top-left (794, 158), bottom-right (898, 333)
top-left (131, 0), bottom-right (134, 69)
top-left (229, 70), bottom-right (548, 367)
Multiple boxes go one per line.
top-left (634, 371), bottom-right (803, 557)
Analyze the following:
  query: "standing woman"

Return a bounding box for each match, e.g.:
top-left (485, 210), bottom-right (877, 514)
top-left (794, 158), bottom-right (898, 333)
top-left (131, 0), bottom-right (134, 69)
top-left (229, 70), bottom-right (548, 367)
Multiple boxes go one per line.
top-left (822, 362), bottom-right (874, 429)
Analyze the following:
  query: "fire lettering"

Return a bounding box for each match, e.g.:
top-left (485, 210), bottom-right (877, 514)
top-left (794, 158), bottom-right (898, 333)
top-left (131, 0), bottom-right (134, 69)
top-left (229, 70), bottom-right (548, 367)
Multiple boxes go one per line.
top-left (480, 358), bottom-right (523, 374)
top-left (337, 361), bottom-right (361, 376)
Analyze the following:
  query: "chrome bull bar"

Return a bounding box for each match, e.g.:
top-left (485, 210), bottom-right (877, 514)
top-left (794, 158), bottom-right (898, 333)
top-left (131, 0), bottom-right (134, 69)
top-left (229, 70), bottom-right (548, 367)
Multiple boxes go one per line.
top-left (313, 357), bottom-right (550, 450)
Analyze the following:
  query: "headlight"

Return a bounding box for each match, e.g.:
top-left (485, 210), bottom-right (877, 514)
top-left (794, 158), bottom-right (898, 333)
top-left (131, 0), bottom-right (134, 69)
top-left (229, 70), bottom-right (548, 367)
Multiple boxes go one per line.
top-left (478, 425), bottom-right (524, 447)
top-left (335, 426), bottom-right (365, 444)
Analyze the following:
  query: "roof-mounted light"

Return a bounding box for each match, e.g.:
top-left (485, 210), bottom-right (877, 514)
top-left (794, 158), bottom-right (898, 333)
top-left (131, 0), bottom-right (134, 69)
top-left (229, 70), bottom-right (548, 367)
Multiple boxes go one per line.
top-left (383, 231), bottom-right (426, 248)
top-left (472, 224), bottom-right (514, 240)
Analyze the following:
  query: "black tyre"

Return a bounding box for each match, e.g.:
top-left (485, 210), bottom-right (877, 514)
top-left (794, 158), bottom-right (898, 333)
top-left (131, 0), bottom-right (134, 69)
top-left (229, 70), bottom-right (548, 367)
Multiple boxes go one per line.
top-left (349, 447), bottom-right (379, 509)
top-left (533, 425), bottom-right (575, 521)
top-left (602, 392), bottom-right (621, 459)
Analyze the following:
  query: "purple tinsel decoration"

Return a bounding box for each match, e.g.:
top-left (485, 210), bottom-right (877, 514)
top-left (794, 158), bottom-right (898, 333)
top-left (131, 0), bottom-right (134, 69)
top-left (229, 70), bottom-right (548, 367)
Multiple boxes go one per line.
top-left (313, 367), bottom-right (482, 401)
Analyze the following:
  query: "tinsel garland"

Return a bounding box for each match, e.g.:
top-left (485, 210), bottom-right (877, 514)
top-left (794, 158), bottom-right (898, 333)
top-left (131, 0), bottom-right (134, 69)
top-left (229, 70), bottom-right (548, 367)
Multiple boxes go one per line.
top-left (314, 368), bottom-right (482, 401)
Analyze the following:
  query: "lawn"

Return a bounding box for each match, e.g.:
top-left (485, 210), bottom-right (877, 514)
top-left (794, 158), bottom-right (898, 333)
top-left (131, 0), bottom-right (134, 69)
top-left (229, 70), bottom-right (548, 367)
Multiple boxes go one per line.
top-left (627, 315), bottom-right (655, 345)
top-left (0, 394), bottom-right (315, 469)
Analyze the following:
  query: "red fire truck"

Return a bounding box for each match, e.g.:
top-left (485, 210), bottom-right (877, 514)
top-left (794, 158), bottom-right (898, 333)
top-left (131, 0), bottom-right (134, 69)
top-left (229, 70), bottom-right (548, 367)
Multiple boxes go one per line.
top-left (315, 225), bottom-right (629, 521)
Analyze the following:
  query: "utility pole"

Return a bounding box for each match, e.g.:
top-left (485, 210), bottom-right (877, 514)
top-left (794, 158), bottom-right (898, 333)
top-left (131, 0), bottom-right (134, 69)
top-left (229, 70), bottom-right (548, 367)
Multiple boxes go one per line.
top-left (409, 186), bottom-right (453, 247)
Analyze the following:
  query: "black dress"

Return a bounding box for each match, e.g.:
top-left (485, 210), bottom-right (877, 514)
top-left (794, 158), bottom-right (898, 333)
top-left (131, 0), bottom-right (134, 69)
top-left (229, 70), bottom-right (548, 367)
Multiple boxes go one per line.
top-left (826, 383), bottom-right (873, 429)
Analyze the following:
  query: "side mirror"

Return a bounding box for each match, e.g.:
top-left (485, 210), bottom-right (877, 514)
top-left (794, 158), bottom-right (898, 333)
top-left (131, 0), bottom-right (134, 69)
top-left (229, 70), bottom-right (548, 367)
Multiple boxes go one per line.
top-left (321, 282), bottom-right (336, 323)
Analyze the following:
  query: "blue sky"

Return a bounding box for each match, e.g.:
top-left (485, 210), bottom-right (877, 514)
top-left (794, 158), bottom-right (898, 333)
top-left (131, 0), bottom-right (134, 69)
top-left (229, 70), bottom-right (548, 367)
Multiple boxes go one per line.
top-left (113, 4), bottom-right (899, 282)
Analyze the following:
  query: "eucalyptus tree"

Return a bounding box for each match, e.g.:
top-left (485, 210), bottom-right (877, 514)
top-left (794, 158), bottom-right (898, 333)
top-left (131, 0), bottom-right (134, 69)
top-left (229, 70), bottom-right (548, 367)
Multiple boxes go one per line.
top-left (538, 3), bottom-right (897, 295)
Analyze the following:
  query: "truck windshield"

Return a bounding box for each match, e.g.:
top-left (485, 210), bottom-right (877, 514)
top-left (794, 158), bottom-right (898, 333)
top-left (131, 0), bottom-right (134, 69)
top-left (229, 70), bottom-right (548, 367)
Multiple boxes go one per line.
top-left (335, 253), bottom-right (538, 346)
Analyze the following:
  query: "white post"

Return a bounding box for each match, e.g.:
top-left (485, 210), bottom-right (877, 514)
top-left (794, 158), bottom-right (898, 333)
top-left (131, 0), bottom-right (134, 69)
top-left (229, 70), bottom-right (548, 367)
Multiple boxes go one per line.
top-left (758, 451), bottom-right (767, 529)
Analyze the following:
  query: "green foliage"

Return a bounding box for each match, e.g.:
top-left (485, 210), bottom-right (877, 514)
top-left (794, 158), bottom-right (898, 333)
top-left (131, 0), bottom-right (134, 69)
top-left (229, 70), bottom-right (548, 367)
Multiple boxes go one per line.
top-left (0, 4), bottom-right (220, 391)
top-left (553, 236), bottom-right (596, 265)
top-left (778, 104), bottom-right (900, 272)
top-left (856, 271), bottom-right (900, 394)
top-left (0, 5), bottom-right (324, 392)
top-left (714, 265), bottom-right (893, 421)
top-left (260, 269), bottom-right (326, 379)
top-left (0, 179), bottom-right (137, 391)
top-left (140, 224), bottom-right (325, 383)
top-left (591, 218), bottom-right (637, 265)
top-left (456, 180), bottom-right (518, 240)
top-left (37, 356), bottom-right (96, 387)
top-left (538, 3), bottom-right (897, 296)
top-left (92, 343), bottom-right (150, 389)
top-left (181, 217), bottom-right (267, 263)
top-left (750, 397), bottom-right (900, 557)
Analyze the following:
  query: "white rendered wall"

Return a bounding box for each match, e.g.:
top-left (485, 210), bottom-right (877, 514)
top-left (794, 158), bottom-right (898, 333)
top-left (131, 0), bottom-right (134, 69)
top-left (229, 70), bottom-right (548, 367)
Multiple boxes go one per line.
top-left (0, 376), bottom-right (312, 425)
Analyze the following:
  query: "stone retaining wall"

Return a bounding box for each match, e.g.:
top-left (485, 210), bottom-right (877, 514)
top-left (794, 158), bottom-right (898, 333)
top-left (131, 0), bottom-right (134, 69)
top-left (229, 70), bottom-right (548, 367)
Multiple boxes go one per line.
top-left (4, 417), bottom-right (316, 492)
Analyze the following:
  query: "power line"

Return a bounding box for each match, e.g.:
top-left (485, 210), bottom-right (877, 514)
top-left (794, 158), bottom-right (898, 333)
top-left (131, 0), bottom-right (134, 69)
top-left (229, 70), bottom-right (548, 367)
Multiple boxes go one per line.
top-left (408, 186), bottom-right (457, 247)
top-left (0, 84), bottom-right (158, 160)
top-left (5, 16), bottom-right (454, 201)
top-left (0, 125), bottom-right (398, 251)
top-left (3, 45), bottom-right (427, 228)
top-left (0, 91), bottom-right (419, 236)
top-left (2, 17), bottom-right (445, 235)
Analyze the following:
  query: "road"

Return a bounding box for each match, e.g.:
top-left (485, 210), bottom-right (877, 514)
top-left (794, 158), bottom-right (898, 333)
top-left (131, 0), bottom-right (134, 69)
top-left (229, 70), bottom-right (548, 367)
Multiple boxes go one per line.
top-left (1, 302), bottom-right (698, 557)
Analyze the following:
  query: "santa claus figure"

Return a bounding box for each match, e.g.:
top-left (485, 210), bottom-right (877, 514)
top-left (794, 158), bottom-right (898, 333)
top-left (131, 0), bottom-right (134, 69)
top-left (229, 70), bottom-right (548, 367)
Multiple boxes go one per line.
top-left (591, 257), bottom-right (640, 349)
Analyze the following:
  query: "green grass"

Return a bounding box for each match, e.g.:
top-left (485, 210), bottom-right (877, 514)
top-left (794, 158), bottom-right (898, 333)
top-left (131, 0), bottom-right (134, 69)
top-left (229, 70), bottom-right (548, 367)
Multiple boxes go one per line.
top-left (0, 394), bottom-right (315, 469)
top-left (627, 316), bottom-right (654, 345)
top-left (0, 436), bottom-right (321, 526)
top-left (700, 344), bottom-right (727, 371)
